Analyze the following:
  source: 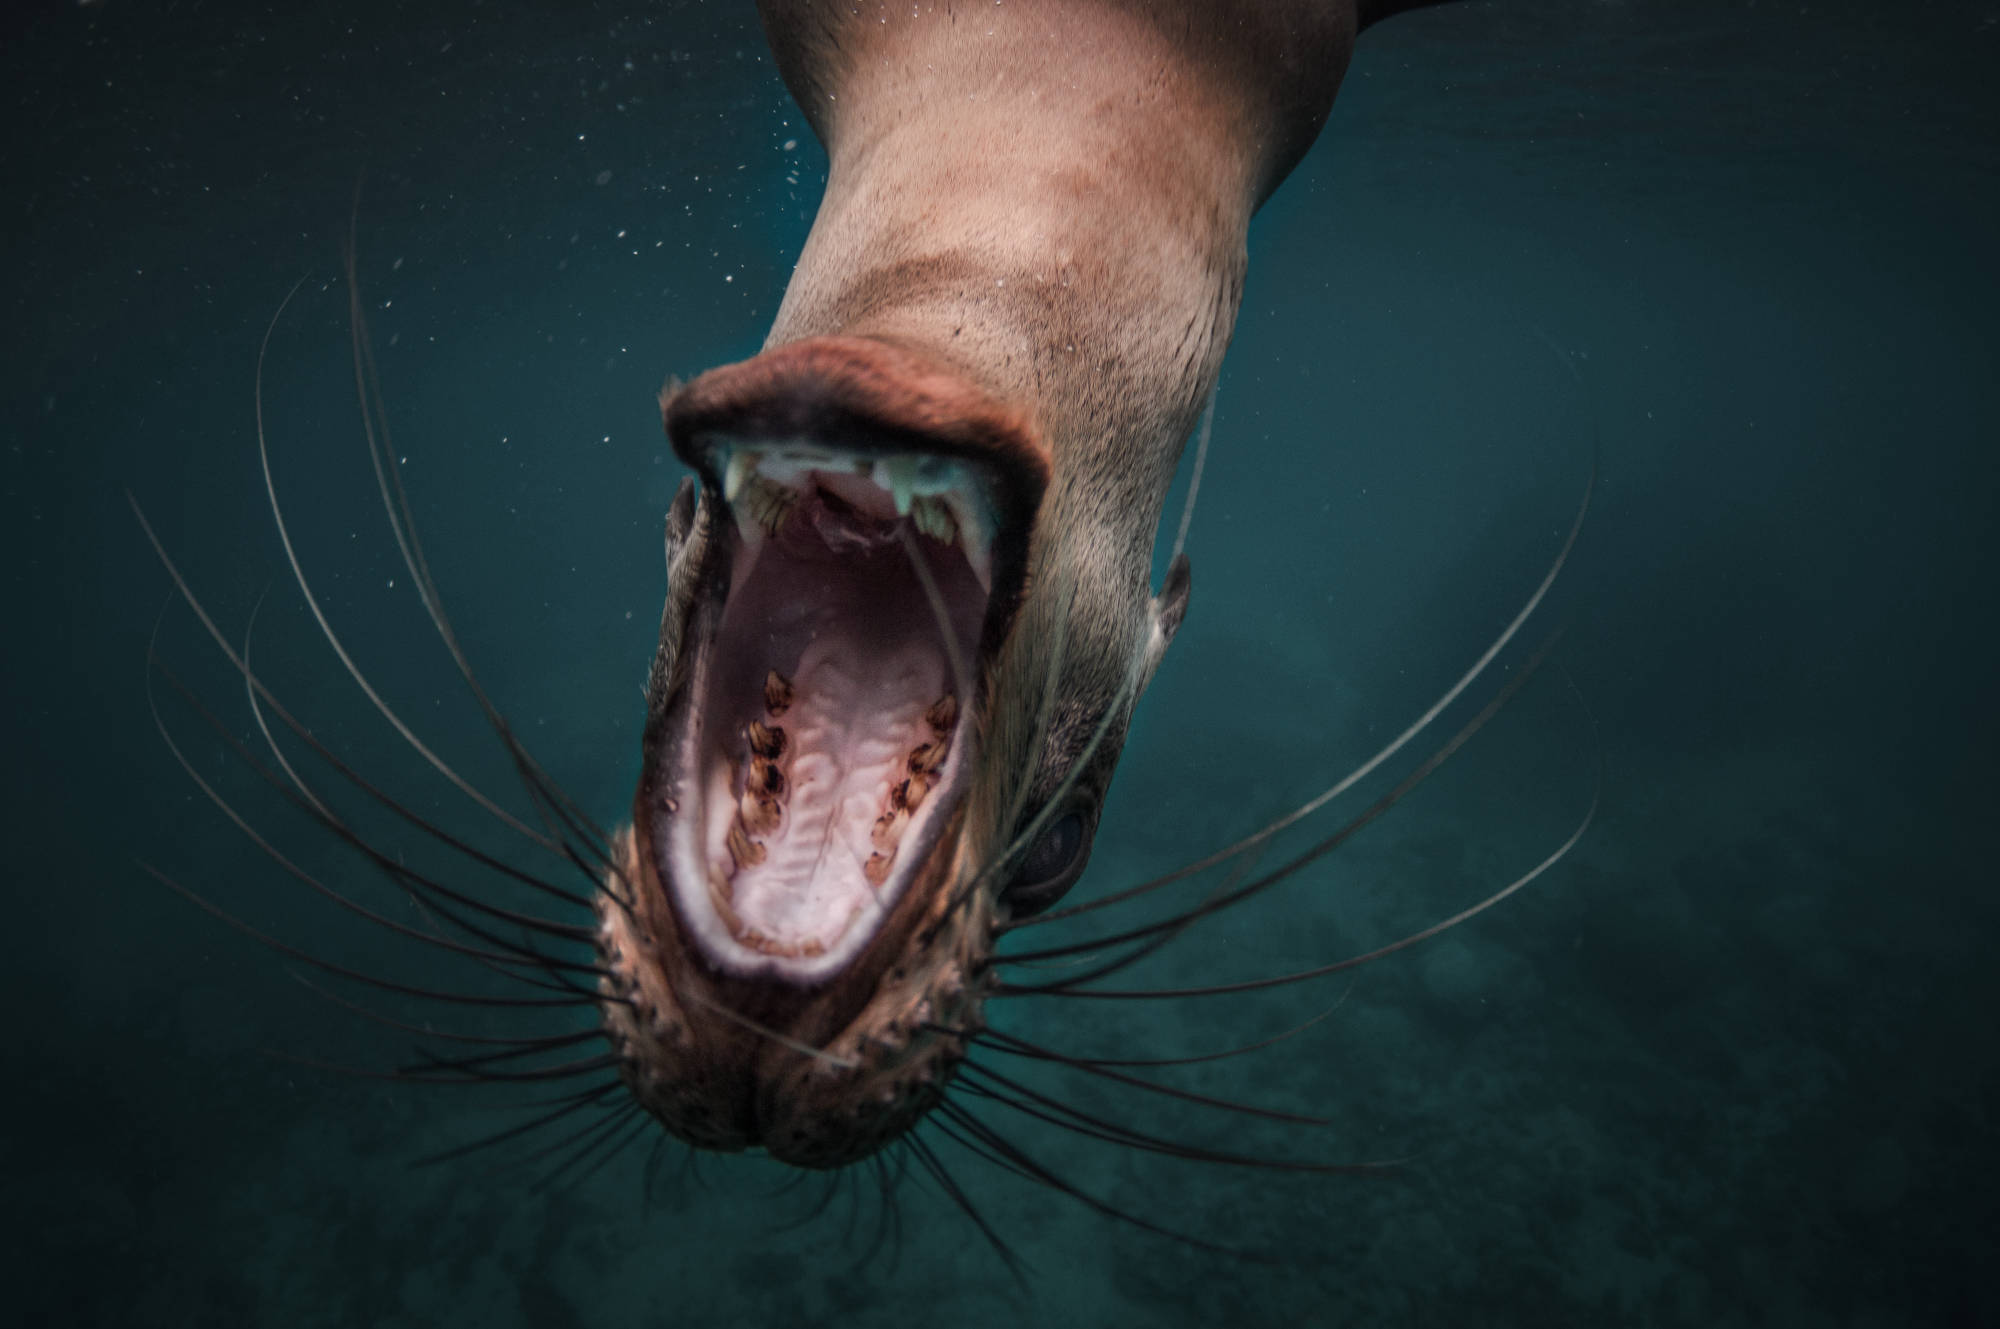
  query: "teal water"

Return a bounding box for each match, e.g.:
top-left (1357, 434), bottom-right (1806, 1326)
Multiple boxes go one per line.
top-left (6, 1), bottom-right (1995, 1324)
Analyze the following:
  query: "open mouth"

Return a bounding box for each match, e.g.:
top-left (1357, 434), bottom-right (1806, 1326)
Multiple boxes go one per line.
top-left (650, 439), bottom-right (1010, 984)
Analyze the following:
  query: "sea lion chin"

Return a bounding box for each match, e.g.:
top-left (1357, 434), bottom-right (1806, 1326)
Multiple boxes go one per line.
top-left (597, 0), bottom-right (1375, 1167)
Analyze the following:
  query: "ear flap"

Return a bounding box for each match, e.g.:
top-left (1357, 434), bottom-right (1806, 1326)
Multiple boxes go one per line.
top-left (1140, 552), bottom-right (1192, 689)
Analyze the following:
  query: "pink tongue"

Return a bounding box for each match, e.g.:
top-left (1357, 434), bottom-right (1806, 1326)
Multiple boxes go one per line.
top-left (726, 635), bottom-right (943, 944)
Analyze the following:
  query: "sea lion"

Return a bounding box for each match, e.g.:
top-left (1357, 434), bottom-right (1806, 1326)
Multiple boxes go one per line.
top-left (601, 0), bottom-right (1465, 1168)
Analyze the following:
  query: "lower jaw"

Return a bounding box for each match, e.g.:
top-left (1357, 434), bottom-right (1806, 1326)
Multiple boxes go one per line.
top-left (598, 823), bottom-right (994, 1168)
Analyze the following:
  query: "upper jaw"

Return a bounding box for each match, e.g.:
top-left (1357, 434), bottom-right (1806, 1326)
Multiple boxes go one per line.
top-left (645, 336), bottom-right (1048, 989)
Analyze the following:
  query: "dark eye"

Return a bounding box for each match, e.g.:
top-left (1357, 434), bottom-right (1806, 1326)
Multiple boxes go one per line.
top-left (1002, 808), bottom-right (1094, 918)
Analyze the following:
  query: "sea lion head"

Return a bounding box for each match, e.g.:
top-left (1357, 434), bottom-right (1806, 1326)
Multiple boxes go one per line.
top-left (600, 330), bottom-right (1191, 1168)
top-left (596, 0), bottom-right (1367, 1169)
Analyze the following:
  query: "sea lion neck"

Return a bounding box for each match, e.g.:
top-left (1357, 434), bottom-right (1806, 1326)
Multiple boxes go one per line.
top-left (620, 2), bottom-right (1376, 1166)
top-left (757, 0), bottom-right (1361, 490)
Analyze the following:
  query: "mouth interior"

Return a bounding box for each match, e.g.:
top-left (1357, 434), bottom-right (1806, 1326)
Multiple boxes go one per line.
top-left (668, 443), bottom-right (992, 982)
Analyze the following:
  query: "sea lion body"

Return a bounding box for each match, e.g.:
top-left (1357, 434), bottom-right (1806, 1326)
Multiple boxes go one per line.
top-left (602, 0), bottom-right (1405, 1166)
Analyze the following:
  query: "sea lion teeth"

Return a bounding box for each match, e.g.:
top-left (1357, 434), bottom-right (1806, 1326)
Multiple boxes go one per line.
top-left (876, 456), bottom-right (919, 515)
top-left (746, 720), bottom-right (787, 759)
top-left (707, 867), bottom-right (742, 927)
top-left (872, 806), bottom-right (909, 850)
top-left (910, 494), bottom-right (957, 544)
top-left (763, 670), bottom-right (793, 716)
top-left (741, 928), bottom-right (786, 956)
top-left (863, 851), bottom-right (894, 887)
top-left (749, 755), bottom-right (786, 799)
top-left (726, 819), bottom-right (765, 869)
top-left (908, 735), bottom-right (949, 776)
top-left (723, 448), bottom-right (760, 502)
top-left (740, 474), bottom-right (796, 535)
top-left (903, 773), bottom-right (932, 811)
top-left (740, 788), bottom-right (782, 836)
top-left (925, 694), bottom-right (957, 734)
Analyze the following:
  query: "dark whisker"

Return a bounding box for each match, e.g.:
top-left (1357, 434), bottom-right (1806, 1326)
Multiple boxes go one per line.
top-left (1008, 785), bottom-right (1596, 1003)
top-left (903, 1130), bottom-right (1023, 1277)
top-left (522, 1102), bottom-right (643, 1193)
top-left (400, 1028), bottom-right (608, 1077)
top-left (254, 1043), bottom-right (619, 1089)
top-left (863, 1148), bottom-right (905, 1270)
top-left (409, 1081), bottom-right (626, 1168)
top-left (130, 498), bottom-right (600, 914)
top-left (284, 967), bottom-right (592, 1049)
top-left (398, 1053), bottom-right (624, 1086)
top-left (768, 1166), bottom-right (844, 1234)
top-left (923, 1100), bottom-right (1047, 1188)
top-left (935, 990), bottom-right (1348, 1070)
top-left (956, 1060), bottom-right (1383, 1176)
top-left (553, 1107), bottom-right (656, 1196)
top-left (139, 861), bottom-right (600, 1011)
top-left (677, 986), bottom-right (858, 1071)
top-left (967, 1027), bottom-right (1331, 1126)
top-left (932, 1099), bottom-right (1257, 1257)
top-left (640, 1134), bottom-right (688, 1217)
top-left (148, 656), bottom-right (601, 991)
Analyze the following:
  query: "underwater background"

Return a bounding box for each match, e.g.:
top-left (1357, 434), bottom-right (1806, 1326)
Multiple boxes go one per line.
top-left (4, 0), bottom-right (1995, 1324)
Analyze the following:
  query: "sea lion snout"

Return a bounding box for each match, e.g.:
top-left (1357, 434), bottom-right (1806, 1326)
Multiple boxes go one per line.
top-left (596, 338), bottom-right (1056, 1162)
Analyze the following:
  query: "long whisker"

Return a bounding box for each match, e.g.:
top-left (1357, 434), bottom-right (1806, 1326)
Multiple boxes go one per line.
top-left (367, 1053), bottom-right (623, 1086)
top-left (1013, 782), bottom-right (1597, 1003)
top-left (251, 277), bottom-right (569, 863)
top-left (956, 1060), bottom-right (1384, 1175)
top-left (147, 654), bottom-right (603, 974)
top-left (945, 591), bottom-right (1143, 922)
top-left (1009, 453), bottom-right (1595, 933)
top-left (996, 563), bottom-right (1076, 841)
top-left (524, 1102), bottom-right (645, 1193)
top-left (995, 629), bottom-right (1559, 974)
top-left (986, 833), bottom-right (1268, 998)
top-left (241, 586), bottom-right (336, 824)
top-left (933, 988), bottom-right (1349, 1070)
top-left (902, 1128), bottom-right (1024, 1277)
top-left (1168, 386), bottom-right (1216, 567)
top-left (965, 1027), bottom-right (1332, 1126)
top-left (409, 1081), bottom-right (626, 1168)
top-left (547, 1107), bottom-right (655, 1195)
top-left (898, 523), bottom-right (973, 714)
top-left (932, 1098), bottom-right (1262, 1257)
top-left (137, 860), bottom-right (598, 1011)
top-left (677, 986), bottom-right (859, 1072)
top-left (341, 229), bottom-right (613, 877)
top-left (402, 1029), bottom-right (608, 1077)
top-left (282, 968), bottom-right (591, 1050)
top-left (148, 637), bottom-right (601, 1001)
top-left (257, 1044), bottom-right (620, 1086)
top-left (130, 496), bottom-right (597, 914)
